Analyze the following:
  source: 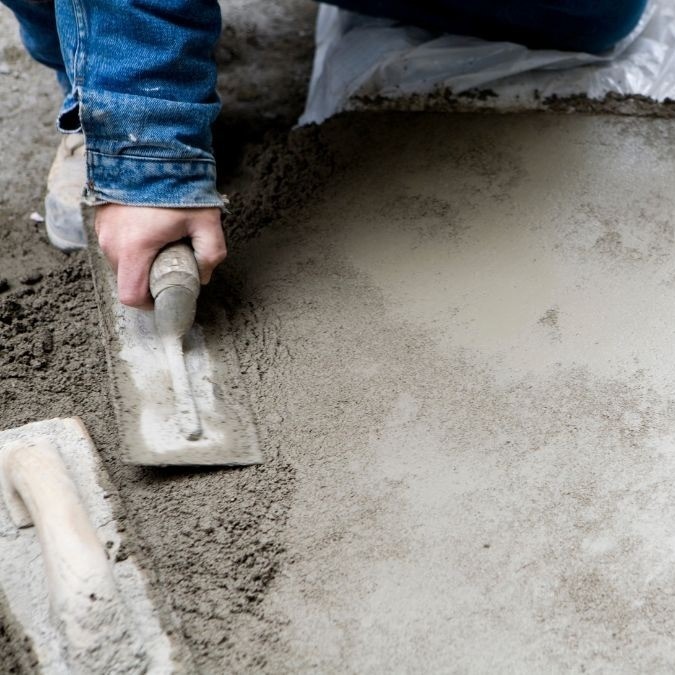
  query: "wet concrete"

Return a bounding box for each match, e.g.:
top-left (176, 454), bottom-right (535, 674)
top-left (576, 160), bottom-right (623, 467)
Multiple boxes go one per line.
top-left (3, 2), bottom-right (675, 673)
top-left (229, 113), bottom-right (675, 672)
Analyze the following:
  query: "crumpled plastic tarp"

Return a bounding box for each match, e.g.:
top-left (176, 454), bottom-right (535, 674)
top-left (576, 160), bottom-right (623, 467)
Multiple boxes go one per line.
top-left (301, 0), bottom-right (675, 125)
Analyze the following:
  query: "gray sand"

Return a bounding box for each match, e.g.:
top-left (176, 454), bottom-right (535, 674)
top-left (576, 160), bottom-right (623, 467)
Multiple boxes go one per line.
top-left (5, 3), bottom-right (675, 674)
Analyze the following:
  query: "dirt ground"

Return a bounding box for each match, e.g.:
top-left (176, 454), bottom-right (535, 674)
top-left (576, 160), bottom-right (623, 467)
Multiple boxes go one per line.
top-left (5, 2), bottom-right (675, 674)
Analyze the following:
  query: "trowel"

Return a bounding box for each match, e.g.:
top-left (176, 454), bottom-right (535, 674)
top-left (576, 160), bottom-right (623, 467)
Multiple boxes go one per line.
top-left (0, 417), bottom-right (178, 672)
top-left (87, 238), bottom-right (261, 467)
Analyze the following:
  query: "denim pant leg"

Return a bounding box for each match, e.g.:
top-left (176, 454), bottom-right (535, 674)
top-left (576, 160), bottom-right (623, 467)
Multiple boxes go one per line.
top-left (319, 0), bottom-right (649, 53)
top-left (1, 0), bottom-right (69, 92)
top-left (47, 0), bottom-right (224, 208)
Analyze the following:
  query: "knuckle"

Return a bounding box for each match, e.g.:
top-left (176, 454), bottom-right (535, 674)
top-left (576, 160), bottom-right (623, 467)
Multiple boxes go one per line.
top-left (218, 245), bottom-right (228, 261)
top-left (199, 250), bottom-right (226, 269)
top-left (117, 282), bottom-right (143, 308)
top-left (117, 290), bottom-right (138, 307)
top-left (97, 232), bottom-right (114, 254)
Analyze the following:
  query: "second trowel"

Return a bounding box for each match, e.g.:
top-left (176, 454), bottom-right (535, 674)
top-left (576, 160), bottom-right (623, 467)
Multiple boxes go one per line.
top-left (88, 239), bottom-right (261, 466)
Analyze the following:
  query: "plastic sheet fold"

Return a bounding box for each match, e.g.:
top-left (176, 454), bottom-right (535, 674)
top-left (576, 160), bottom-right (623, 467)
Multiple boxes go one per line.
top-left (301, 0), bottom-right (675, 124)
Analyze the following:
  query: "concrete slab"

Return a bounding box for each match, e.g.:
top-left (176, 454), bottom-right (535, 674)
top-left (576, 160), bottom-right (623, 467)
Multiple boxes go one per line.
top-left (230, 113), bottom-right (675, 672)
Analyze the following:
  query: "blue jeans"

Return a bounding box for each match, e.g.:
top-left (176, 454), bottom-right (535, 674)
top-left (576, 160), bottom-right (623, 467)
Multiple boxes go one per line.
top-left (2, 0), bottom-right (649, 207)
top-left (2, 0), bottom-right (224, 208)
top-left (320, 0), bottom-right (649, 54)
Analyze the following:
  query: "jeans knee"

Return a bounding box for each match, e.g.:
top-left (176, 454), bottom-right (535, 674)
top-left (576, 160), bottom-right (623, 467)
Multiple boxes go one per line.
top-left (568, 0), bottom-right (649, 52)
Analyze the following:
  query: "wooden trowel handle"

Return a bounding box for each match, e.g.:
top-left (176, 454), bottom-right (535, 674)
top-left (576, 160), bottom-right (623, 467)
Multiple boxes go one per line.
top-left (149, 242), bottom-right (201, 301)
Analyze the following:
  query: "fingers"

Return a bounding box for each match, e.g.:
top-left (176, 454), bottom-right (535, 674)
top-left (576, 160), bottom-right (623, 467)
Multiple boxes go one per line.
top-left (98, 232), bottom-right (157, 309)
top-left (187, 215), bottom-right (227, 284)
top-left (116, 248), bottom-right (157, 309)
top-left (95, 218), bottom-right (118, 277)
top-left (94, 205), bottom-right (226, 308)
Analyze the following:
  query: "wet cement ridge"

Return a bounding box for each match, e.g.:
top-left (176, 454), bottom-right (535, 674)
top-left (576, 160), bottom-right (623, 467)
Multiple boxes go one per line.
top-left (352, 90), bottom-right (675, 118)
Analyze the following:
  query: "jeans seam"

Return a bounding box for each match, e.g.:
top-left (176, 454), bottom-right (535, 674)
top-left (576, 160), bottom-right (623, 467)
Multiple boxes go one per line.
top-left (89, 150), bottom-right (216, 164)
top-left (83, 196), bottom-right (226, 209)
top-left (68, 0), bottom-right (87, 87)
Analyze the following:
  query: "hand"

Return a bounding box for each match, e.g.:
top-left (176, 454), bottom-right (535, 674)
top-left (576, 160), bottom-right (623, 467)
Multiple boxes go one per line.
top-left (94, 205), bottom-right (227, 309)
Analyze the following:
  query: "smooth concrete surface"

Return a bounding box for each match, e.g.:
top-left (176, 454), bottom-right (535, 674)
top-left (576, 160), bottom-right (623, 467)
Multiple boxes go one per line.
top-left (231, 114), bottom-right (675, 672)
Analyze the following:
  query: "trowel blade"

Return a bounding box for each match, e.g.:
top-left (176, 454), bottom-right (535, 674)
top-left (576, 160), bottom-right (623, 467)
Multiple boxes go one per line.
top-left (85, 224), bottom-right (262, 467)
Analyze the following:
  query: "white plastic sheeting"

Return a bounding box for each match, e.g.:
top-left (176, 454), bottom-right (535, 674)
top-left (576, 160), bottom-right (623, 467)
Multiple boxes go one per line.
top-left (301, 0), bottom-right (675, 124)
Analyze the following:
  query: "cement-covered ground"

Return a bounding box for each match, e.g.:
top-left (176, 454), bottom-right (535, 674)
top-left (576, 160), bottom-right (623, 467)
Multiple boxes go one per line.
top-left (236, 113), bottom-right (675, 672)
top-left (3, 3), bottom-right (675, 674)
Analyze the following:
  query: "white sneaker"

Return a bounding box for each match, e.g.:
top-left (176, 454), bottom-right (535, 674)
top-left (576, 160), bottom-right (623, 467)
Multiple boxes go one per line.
top-left (44, 134), bottom-right (87, 251)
